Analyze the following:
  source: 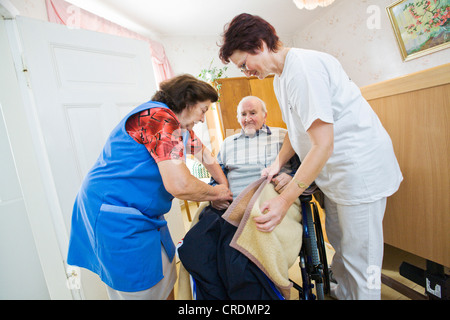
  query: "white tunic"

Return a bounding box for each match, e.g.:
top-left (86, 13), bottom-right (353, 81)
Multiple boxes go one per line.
top-left (273, 48), bottom-right (402, 205)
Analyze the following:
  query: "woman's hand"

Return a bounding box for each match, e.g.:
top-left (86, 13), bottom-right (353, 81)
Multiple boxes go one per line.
top-left (213, 184), bottom-right (233, 202)
top-left (256, 119), bottom-right (335, 233)
top-left (271, 173), bottom-right (293, 193)
top-left (254, 195), bottom-right (290, 232)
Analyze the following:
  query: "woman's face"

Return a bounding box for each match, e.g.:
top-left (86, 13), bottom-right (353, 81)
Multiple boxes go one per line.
top-left (178, 100), bottom-right (210, 131)
top-left (229, 43), bottom-right (271, 80)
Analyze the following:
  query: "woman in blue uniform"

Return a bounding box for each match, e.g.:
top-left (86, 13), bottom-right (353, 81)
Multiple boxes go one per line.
top-left (67, 74), bottom-right (233, 300)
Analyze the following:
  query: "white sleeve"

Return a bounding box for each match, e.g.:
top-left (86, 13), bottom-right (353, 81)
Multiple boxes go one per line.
top-left (286, 61), bottom-right (334, 131)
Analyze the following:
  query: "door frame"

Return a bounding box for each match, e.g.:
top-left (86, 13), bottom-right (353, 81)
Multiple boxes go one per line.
top-left (1, 16), bottom-right (79, 300)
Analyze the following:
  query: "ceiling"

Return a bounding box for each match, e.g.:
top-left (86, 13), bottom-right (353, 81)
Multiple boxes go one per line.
top-left (65, 0), bottom-right (337, 38)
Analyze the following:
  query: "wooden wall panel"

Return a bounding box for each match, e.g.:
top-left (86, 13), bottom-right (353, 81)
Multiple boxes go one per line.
top-left (217, 77), bottom-right (250, 138)
top-left (361, 64), bottom-right (450, 267)
top-left (249, 78), bottom-right (285, 129)
top-left (217, 75), bottom-right (285, 139)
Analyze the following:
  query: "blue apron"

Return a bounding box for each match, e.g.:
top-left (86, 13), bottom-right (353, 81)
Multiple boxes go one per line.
top-left (67, 101), bottom-right (176, 292)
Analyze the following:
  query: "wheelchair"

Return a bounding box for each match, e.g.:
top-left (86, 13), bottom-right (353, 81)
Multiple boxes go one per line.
top-left (180, 192), bottom-right (331, 300)
top-left (290, 194), bottom-right (330, 300)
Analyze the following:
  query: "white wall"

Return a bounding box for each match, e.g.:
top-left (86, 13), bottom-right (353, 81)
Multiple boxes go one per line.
top-left (0, 111), bottom-right (50, 299)
top-left (8, 0), bottom-right (47, 20)
top-left (291, 0), bottom-right (450, 87)
top-left (163, 1), bottom-right (449, 87)
top-left (162, 35), bottom-right (241, 79)
top-left (162, 33), bottom-right (295, 79)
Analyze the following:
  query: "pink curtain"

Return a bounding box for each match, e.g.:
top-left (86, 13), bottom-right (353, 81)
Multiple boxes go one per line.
top-left (45, 0), bottom-right (174, 84)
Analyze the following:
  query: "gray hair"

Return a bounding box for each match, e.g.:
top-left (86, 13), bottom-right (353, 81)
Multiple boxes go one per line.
top-left (236, 96), bottom-right (267, 120)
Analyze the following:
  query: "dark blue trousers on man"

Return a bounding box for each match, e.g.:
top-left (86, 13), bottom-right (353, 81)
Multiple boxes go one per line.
top-left (178, 206), bottom-right (281, 300)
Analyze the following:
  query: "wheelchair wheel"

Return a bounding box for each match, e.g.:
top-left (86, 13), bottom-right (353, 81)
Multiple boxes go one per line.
top-left (300, 196), bottom-right (330, 300)
top-left (312, 201), bottom-right (330, 295)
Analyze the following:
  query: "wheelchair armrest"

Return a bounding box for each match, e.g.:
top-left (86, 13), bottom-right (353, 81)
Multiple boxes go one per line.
top-left (299, 194), bottom-right (313, 202)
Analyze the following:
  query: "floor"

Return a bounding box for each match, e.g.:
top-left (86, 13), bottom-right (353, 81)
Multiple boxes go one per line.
top-left (176, 201), bottom-right (430, 300)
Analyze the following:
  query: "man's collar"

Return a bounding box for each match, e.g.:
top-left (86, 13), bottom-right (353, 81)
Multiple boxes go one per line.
top-left (234, 124), bottom-right (272, 140)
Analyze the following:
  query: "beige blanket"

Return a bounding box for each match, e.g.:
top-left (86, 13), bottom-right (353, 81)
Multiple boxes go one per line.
top-left (177, 178), bottom-right (302, 300)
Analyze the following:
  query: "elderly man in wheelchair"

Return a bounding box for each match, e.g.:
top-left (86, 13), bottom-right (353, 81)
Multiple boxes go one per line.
top-left (177, 96), bottom-right (328, 300)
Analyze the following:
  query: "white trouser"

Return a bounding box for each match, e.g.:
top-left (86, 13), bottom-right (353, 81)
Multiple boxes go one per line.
top-left (325, 195), bottom-right (386, 300)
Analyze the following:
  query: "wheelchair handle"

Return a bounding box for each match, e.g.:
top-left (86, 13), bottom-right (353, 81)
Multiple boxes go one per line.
top-left (299, 194), bottom-right (313, 202)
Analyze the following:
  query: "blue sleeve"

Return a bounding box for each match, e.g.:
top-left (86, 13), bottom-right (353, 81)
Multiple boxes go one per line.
top-left (208, 164), bottom-right (228, 186)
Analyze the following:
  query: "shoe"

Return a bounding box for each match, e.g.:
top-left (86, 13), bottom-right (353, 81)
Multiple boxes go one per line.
top-left (329, 282), bottom-right (339, 300)
top-left (328, 269), bottom-right (338, 284)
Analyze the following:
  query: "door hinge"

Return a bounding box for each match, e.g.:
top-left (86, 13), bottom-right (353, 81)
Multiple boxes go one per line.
top-left (66, 266), bottom-right (81, 290)
top-left (20, 54), bottom-right (31, 88)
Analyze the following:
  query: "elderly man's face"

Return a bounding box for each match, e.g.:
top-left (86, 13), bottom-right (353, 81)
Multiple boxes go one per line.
top-left (238, 99), bottom-right (267, 135)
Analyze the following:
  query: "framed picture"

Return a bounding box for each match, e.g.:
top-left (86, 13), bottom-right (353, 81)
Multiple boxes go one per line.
top-left (386, 0), bottom-right (450, 61)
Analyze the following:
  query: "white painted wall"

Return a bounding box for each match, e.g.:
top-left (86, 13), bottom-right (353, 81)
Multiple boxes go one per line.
top-left (0, 110), bottom-right (50, 299)
top-left (161, 34), bottom-right (295, 79)
top-left (290, 0), bottom-right (450, 87)
top-left (162, 1), bottom-right (449, 87)
top-left (8, 0), bottom-right (47, 21)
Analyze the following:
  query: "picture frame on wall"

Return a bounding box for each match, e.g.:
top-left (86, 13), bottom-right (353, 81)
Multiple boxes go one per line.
top-left (386, 0), bottom-right (450, 61)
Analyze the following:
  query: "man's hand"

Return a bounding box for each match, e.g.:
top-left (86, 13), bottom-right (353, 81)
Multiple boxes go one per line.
top-left (211, 199), bottom-right (231, 210)
top-left (261, 160), bottom-right (281, 182)
top-left (271, 173), bottom-right (293, 193)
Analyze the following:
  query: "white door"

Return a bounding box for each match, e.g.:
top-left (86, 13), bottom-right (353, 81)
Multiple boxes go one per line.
top-left (8, 16), bottom-right (158, 299)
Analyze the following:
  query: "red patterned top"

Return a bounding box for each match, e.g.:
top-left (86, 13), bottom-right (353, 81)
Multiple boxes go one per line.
top-left (125, 107), bottom-right (203, 162)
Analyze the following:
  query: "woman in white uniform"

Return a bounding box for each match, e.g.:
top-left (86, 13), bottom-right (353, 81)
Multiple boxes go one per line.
top-left (218, 13), bottom-right (403, 300)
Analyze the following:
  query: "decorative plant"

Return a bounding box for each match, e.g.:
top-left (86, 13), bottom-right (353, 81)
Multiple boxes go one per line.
top-left (198, 59), bottom-right (228, 102)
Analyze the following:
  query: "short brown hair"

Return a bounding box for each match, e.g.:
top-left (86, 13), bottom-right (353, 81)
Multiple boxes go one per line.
top-left (152, 74), bottom-right (218, 113)
top-left (219, 13), bottom-right (281, 64)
